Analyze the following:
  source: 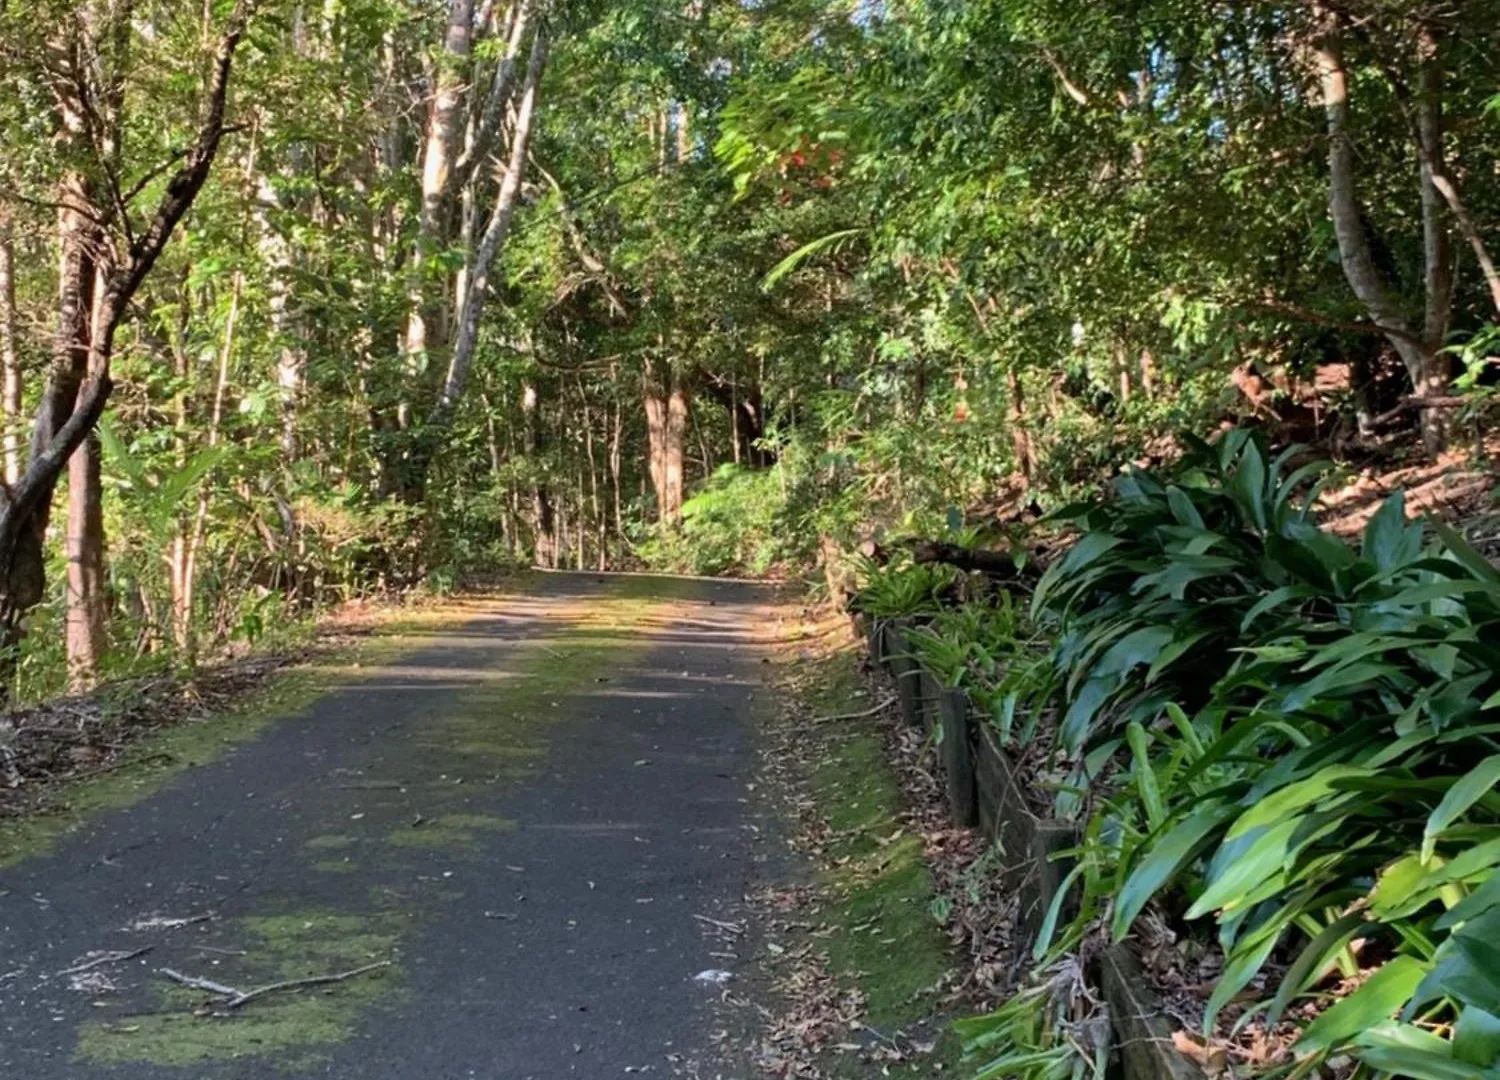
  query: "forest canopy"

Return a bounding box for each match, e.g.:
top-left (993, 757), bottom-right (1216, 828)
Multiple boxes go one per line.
top-left (0, 0), bottom-right (1497, 697)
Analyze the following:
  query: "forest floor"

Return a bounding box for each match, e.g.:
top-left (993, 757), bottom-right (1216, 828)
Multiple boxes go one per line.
top-left (0, 574), bottom-right (971, 1079)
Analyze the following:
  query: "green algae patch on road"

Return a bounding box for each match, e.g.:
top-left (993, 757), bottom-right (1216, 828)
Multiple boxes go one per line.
top-left (402, 579), bottom-right (684, 783)
top-left (304, 832), bottom-right (358, 851)
top-left (384, 812), bottom-right (517, 851)
top-left (74, 908), bottom-right (405, 1070)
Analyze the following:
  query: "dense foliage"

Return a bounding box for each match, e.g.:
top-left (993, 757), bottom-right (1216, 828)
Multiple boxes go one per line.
top-left (4, 1), bottom-right (1500, 697)
top-left (3, 2), bottom-right (1500, 1074)
top-left (860, 431), bottom-right (1500, 1078)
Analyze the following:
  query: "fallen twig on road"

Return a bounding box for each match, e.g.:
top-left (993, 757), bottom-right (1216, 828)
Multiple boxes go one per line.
top-left (161, 968), bottom-right (240, 997)
top-left (57, 947), bottom-right (153, 978)
top-left (126, 913), bottom-right (212, 932)
top-left (810, 696), bottom-right (895, 724)
top-left (160, 961), bottom-right (393, 1011)
top-left (692, 913), bottom-right (745, 935)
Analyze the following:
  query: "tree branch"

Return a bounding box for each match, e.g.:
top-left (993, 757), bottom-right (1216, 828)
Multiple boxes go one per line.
top-left (1311, 15), bottom-right (1432, 387)
top-left (1241, 297), bottom-right (1427, 348)
top-left (430, 23), bottom-right (549, 429)
top-left (118, 0), bottom-right (257, 301)
top-left (1037, 46), bottom-right (1093, 107)
top-left (450, 0), bottom-right (533, 197)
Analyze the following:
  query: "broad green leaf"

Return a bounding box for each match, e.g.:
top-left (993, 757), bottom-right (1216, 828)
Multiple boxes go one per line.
top-left (1267, 911), bottom-right (1366, 1026)
top-left (1455, 1006), bottom-right (1500, 1067)
top-left (1231, 438), bottom-right (1268, 531)
top-left (1296, 955), bottom-right (1429, 1055)
top-left (760, 227), bottom-right (865, 290)
top-left (1205, 931), bottom-right (1277, 1034)
top-left (1387, 579), bottom-right (1500, 609)
top-left (1298, 630), bottom-right (1404, 674)
top-left (1188, 817), bottom-right (1300, 918)
top-left (1033, 533), bottom-right (1121, 613)
top-left (1436, 873), bottom-right (1500, 931)
top-left (1031, 861), bottom-right (1086, 962)
top-left (1434, 521), bottom-right (1500, 585)
top-left (1227, 765), bottom-right (1374, 840)
top-left (1354, 1047), bottom-right (1477, 1080)
top-left (1240, 584), bottom-right (1316, 632)
top-left (1281, 661), bottom-right (1396, 712)
top-left (1060, 677), bottom-right (1113, 752)
top-left (1371, 854), bottom-right (1442, 920)
top-left (1413, 908), bottom-right (1500, 1015)
top-left (1165, 702), bottom-right (1205, 758)
top-left (1275, 459), bottom-right (1332, 518)
top-left (1112, 802), bottom-right (1232, 939)
top-left (1127, 721), bottom-right (1165, 831)
top-left (1356, 1020), bottom-right (1458, 1056)
top-left (1095, 625), bottom-right (1176, 678)
top-left (1425, 756), bottom-right (1500, 862)
top-left (1166, 486), bottom-right (1204, 528)
top-left (1363, 492), bottom-right (1418, 571)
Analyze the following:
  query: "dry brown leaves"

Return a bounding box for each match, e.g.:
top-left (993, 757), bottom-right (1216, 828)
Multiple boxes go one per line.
top-left (740, 630), bottom-right (1020, 1078)
top-left (1139, 904), bottom-right (1323, 1075)
top-left (750, 888), bottom-right (868, 1079)
top-left (885, 721), bottom-right (1018, 1002)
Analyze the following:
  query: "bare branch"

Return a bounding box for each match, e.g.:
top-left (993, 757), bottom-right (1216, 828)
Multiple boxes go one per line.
top-left (118, 0), bottom-right (257, 301)
top-left (431, 23), bottom-right (549, 428)
top-left (160, 962), bottom-right (392, 1010)
top-left (1038, 47), bottom-right (1093, 107)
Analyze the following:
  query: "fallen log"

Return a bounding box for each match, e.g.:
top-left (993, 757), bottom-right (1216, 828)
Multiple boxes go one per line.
top-left (907, 539), bottom-right (1029, 577)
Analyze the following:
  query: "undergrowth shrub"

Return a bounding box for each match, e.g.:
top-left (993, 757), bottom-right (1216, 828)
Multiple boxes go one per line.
top-left (944, 429), bottom-right (1500, 1080)
top-left (633, 462), bottom-right (819, 576)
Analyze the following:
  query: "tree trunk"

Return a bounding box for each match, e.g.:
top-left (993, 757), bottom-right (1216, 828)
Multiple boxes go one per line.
top-left (521, 381), bottom-right (553, 566)
top-left (664, 379), bottom-right (689, 524)
top-left (644, 361), bottom-right (668, 519)
top-left (609, 387), bottom-right (624, 541)
top-left (402, 0), bottom-right (474, 368)
top-left (1006, 367), bottom-right (1036, 488)
top-left (644, 361), bottom-right (690, 525)
top-left (432, 26), bottom-right (548, 428)
top-left (578, 378), bottom-right (604, 567)
top-left (1414, 25), bottom-right (1454, 451)
top-left (58, 178), bottom-right (105, 687)
top-left (256, 173), bottom-right (305, 460)
top-left (700, 377), bottom-right (770, 467)
top-left (0, 211), bottom-right (21, 486)
top-left (1313, 16), bottom-right (1449, 452)
top-left (65, 432), bottom-right (106, 688)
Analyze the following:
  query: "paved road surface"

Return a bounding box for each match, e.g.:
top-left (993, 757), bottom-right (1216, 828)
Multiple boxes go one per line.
top-left (0, 574), bottom-right (779, 1079)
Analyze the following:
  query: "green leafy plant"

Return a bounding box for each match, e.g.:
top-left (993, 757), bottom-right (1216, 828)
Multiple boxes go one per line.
top-left (850, 556), bottom-right (960, 619)
top-left (1001, 430), bottom-right (1500, 1075)
top-left (956, 962), bottom-right (1108, 1080)
top-left (906, 592), bottom-right (1026, 690)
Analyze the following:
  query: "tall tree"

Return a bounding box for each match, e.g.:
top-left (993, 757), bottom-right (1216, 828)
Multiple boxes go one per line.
top-left (0, 0), bottom-right (257, 685)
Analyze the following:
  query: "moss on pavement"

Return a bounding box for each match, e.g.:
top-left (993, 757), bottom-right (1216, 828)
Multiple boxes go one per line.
top-left (783, 647), bottom-right (962, 1075)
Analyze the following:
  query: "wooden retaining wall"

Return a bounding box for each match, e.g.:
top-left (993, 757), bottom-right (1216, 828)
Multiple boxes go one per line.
top-left (864, 616), bottom-right (1201, 1080)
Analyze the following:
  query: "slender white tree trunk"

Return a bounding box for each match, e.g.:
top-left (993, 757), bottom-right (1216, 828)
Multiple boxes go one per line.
top-left (433, 26), bottom-right (548, 424)
top-left (0, 211), bottom-right (21, 486)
